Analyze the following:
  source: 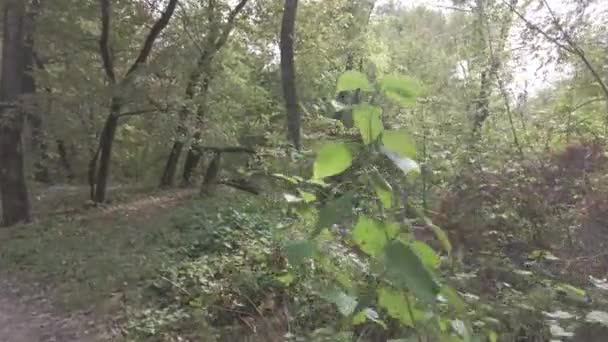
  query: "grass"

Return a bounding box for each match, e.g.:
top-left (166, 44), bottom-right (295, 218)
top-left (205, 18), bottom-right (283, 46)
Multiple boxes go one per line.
top-left (0, 188), bottom-right (265, 313)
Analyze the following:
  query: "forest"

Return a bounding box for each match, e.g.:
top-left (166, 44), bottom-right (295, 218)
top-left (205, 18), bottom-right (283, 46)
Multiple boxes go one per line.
top-left (1, 0), bottom-right (608, 341)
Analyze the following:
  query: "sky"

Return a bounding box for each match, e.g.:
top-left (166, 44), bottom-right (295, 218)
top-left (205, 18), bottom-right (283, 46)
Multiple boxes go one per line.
top-left (375, 0), bottom-right (607, 95)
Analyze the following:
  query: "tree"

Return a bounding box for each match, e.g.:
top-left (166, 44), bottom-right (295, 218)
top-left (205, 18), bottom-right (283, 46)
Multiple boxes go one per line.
top-left (159, 0), bottom-right (250, 187)
top-left (280, 0), bottom-right (301, 150)
top-left (90, 0), bottom-right (178, 203)
top-left (0, 0), bottom-right (32, 226)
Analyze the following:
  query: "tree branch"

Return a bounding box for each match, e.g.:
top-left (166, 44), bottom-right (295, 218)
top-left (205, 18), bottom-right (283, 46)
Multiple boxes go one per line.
top-left (571, 97), bottom-right (606, 112)
top-left (215, 0), bottom-right (249, 50)
top-left (538, 0), bottom-right (608, 103)
top-left (99, 0), bottom-right (116, 83)
top-left (125, 0), bottom-right (179, 78)
top-left (198, 146), bottom-right (256, 154)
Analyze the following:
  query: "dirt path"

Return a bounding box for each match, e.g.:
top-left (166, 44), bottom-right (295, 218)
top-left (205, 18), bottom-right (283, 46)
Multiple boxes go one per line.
top-left (0, 188), bottom-right (198, 342)
top-left (0, 279), bottom-right (101, 342)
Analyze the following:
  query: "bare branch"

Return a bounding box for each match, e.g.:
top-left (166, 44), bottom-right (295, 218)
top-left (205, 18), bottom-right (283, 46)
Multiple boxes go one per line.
top-left (99, 0), bottom-right (116, 83)
top-left (571, 97), bottom-right (606, 112)
top-left (125, 0), bottom-right (179, 78)
top-left (538, 0), bottom-right (608, 102)
top-left (198, 146), bottom-right (256, 154)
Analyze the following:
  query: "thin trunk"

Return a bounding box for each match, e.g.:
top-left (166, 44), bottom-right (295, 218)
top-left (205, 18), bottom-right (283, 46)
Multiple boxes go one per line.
top-left (0, 0), bottom-right (31, 226)
top-left (182, 146), bottom-right (202, 185)
top-left (180, 77), bottom-right (211, 185)
top-left (160, 141), bottom-right (184, 187)
top-left (472, 69), bottom-right (491, 135)
top-left (57, 139), bottom-right (75, 181)
top-left (280, 0), bottom-right (301, 150)
top-left (160, 58), bottom-right (207, 187)
top-left (94, 99), bottom-right (120, 203)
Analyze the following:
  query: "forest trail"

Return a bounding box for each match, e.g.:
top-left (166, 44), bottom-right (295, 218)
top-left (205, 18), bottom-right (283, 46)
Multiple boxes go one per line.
top-left (0, 187), bottom-right (198, 342)
top-left (0, 278), bottom-right (99, 342)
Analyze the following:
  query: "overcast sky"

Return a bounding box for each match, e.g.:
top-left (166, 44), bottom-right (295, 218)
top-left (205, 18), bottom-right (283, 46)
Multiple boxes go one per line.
top-left (375, 0), bottom-right (607, 95)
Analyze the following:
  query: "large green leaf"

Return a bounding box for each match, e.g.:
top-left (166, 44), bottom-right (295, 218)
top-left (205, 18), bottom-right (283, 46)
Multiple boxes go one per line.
top-left (411, 241), bottom-right (440, 269)
top-left (440, 286), bottom-right (467, 314)
top-left (322, 288), bottom-right (358, 316)
top-left (385, 241), bottom-right (441, 303)
top-left (313, 193), bottom-right (354, 237)
top-left (353, 216), bottom-right (388, 257)
top-left (336, 70), bottom-right (373, 93)
top-left (429, 222), bottom-right (452, 256)
top-left (378, 286), bottom-right (421, 327)
top-left (313, 143), bottom-right (353, 179)
top-left (353, 104), bottom-right (383, 144)
top-left (370, 169), bottom-right (393, 209)
top-left (380, 74), bottom-right (423, 106)
top-left (285, 240), bottom-right (315, 266)
top-left (382, 130), bottom-right (417, 159)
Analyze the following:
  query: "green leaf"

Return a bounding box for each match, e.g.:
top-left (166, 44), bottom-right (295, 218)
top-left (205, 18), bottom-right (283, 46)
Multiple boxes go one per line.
top-left (353, 216), bottom-right (388, 257)
top-left (336, 70), bottom-right (373, 93)
top-left (322, 288), bottom-right (358, 316)
top-left (440, 286), bottom-right (467, 314)
top-left (298, 190), bottom-right (317, 203)
top-left (384, 221), bottom-right (400, 239)
top-left (353, 308), bottom-right (386, 328)
top-left (313, 143), bottom-right (353, 179)
top-left (410, 241), bottom-right (440, 269)
top-left (313, 193), bottom-right (354, 237)
top-left (353, 104), bottom-right (383, 144)
top-left (275, 273), bottom-right (295, 286)
top-left (426, 220), bottom-right (452, 256)
top-left (385, 241), bottom-right (441, 303)
top-left (285, 240), bottom-right (315, 266)
top-left (382, 130), bottom-right (417, 159)
top-left (370, 169), bottom-right (393, 209)
top-left (380, 74), bottom-right (423, 106)
top-left (555, 283), bottom-right (587, 302)
top-left (377, 286), bottom-right (419, 327)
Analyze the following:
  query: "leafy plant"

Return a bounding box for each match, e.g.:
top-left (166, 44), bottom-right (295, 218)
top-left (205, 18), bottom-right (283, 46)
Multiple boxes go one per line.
top-left (283, 72), bottom-right (474, 340)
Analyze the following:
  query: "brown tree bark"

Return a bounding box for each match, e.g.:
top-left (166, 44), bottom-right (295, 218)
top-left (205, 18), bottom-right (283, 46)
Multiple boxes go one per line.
top-left (92, 0), bottom-right (178, 202)
top-left (280, 0), bottom-right (301, 150)
top-left (22, 0), bottom-right (50, 183)
top-left (94, 99), bottom-right (121, 203)
top-left (0, 0), bottom-right (31, 226)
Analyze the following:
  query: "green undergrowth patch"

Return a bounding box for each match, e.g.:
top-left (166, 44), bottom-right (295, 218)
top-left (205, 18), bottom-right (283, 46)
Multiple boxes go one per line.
top-left (123, 195), bottom-right (356, 341)
top-left (0, 191), bottom-right (260, 312)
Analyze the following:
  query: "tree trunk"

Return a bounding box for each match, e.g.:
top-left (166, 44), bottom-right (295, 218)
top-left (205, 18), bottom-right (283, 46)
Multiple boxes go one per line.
top-left (182, 148), bottom-right (202, 186)
top-left (93, 98), bottom-right (121, 203)
top-left (0, 0), bottom-right (31, 226)
top-left (181, 132), bottom-right (202, 185)
top-left (23, 44), bottom-right (50, 184)
top-left (57, 140), bottom-right (75, 181)
top-left (21, 0), bottom-right (49, 184)
top-left (280, 0), bottom-right (301, 150)
top-left (159, 140), bottom-right (184, 187)
top-left (160, 0), bottom-right (248, 187)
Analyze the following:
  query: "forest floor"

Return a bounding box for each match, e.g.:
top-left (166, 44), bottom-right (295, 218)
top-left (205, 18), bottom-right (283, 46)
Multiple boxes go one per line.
top-left (0, 185), bottom-right (198, 342)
